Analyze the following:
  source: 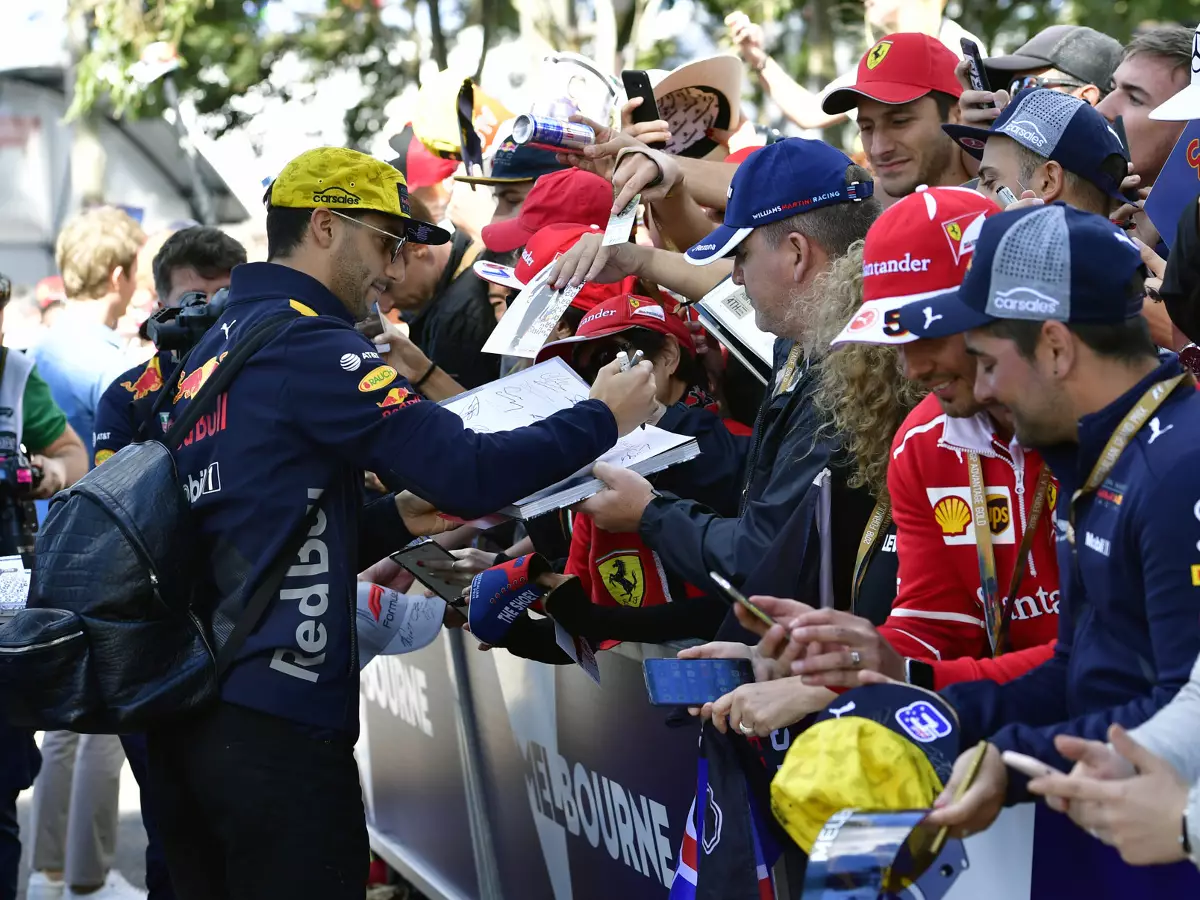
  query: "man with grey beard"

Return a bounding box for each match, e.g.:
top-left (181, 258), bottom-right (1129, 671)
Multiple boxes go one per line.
top-left (573, 137), bottom-right (883, 617)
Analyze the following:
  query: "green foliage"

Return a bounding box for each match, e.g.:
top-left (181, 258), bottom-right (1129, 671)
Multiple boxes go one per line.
top-left (67, 0), bottom-right (1200, 150)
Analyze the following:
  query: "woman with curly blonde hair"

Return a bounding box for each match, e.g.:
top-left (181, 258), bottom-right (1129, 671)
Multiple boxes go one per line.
top-left (805, 240), bottom-right (926, 624)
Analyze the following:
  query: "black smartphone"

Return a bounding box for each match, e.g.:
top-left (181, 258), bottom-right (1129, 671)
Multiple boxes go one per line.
top-left (390, 538), bottom-right (464, 604)
top-left (960, 38), bottom-right (994, 106)
top-left (621, 70), bottom-right (667, 151)
top-left (643, 657), bottom-right (754, 706)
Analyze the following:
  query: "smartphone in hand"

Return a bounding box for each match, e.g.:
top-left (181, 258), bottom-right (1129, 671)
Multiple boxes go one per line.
top-left (643, 657), bottom-right (754, 706)
top-left (960, 38), bottom-right (995, 108)
top-left (621, 70), bottom-right (667, 151)
top-left (709, 571), bottom-right (776, 627)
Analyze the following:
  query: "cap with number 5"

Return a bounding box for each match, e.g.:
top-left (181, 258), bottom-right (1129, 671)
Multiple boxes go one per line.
top-left (831, 185), bottom-right (1000, 347)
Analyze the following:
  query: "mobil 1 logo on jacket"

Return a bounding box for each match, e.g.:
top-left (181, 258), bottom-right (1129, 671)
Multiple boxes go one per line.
top-left (926, 485), bottom-right (1014, 546)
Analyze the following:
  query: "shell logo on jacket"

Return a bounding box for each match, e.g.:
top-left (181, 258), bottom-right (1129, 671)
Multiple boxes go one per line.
top-left (880, 393), bottom-right (1060, 684)
top-left (926, 486), bottom-right (1014, 544)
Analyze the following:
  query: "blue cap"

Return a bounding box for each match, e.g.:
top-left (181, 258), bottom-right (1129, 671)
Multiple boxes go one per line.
top-left (455, 135), bottom-right (567, 186)
top-left (942, 88), bottom-right (1129, 203)
top-left (897, 203), bottom-right (1144, 339)
top-left (685, 138), bottom-right (874, 265)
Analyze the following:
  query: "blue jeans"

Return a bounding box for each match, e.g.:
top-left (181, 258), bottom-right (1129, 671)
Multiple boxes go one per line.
top-left (119, 734), bottom-right (175, 900)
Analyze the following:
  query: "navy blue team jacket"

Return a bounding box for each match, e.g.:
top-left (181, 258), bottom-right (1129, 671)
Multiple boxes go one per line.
top-left (944, 357), bottom-right (1200, 785)
top-left (137, 262), bottom-right (617, 734)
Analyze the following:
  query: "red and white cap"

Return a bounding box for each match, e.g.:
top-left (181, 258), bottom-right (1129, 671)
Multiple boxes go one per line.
top-left (831, 185), bottom-right (1000, 346)
top-left (535, 293), bottom-right (696, 364)
top-left (474, 222), bottom-right (635, 313)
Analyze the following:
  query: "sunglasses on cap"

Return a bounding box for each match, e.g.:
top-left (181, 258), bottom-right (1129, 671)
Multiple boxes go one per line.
top-left (328, 209), bottom-right (407, 262)
top-left (1008, 74), bottom-right (1085, 95)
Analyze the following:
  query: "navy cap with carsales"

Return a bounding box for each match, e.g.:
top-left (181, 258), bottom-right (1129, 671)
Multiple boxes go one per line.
top-left (684, 137), bottom-right (874, 265)
top-left (942, 88), bottom-right (1128, 203)
top-left (898, 203), bottom-right (1143, 339)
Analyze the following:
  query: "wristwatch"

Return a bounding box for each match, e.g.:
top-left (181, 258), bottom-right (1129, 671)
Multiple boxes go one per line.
top-left (904, 657), bottom-right (936, 691)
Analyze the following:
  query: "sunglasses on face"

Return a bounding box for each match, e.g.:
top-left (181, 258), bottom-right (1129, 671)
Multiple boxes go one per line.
top-left (1009, 75), bottom-right (1085, 95)
top-left (327, 209), bottom-right (407, 262)
top-left (0, 276), bottom-right (10, 309)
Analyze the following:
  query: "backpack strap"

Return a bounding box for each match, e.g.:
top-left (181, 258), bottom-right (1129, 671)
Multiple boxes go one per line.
top-left (164, 312), bottom-right (295, 450)
top-left (149, 311), bottom-right (317, 677)
top-left (214, 495), bottom-right (322, 679)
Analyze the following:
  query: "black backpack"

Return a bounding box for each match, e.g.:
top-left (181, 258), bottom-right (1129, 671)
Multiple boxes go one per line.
top-left (0, 312), bottom-right (316, 733)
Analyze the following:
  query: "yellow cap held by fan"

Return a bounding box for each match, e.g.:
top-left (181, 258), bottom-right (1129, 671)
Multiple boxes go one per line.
top-left (770, 683), bottom-right (960, 853)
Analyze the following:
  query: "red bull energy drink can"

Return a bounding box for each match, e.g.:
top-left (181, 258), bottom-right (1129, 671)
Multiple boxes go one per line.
top-left (512, 114), bottom-right (596, 151)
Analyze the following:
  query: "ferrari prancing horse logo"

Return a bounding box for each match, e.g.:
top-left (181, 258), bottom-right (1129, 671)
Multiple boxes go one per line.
top-left (867, 41), bottom-right (893, 70)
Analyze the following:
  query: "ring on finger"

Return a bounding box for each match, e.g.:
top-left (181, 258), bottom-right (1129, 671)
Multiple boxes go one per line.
top-left (849, 649), bottom-right (863, 668)
top-left (738, 722), bottom-right (754, 736)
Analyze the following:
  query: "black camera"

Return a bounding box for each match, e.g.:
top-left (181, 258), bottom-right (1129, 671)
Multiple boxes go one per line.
top-left (0, 449), bottom-right (42, 567)
top-left (145, 288), bottom-right (230, 352)
top-left (0, 449), bottom-right (42, 502)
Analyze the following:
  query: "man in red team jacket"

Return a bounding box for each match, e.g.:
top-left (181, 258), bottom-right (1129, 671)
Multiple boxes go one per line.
top-left (744, 187), bottom-right (1059, 692)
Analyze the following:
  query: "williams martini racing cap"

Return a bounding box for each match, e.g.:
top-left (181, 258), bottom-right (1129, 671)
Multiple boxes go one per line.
top-left (898, 203), bottom-right (1144, 339)
top-left (832, 185), bottom-right (999, 346)
top-left (684, 137), bottom-right (873, 265)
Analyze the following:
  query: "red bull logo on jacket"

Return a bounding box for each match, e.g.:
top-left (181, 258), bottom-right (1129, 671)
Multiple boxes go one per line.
top-left (121, 356), bottom-right (165, 400)
top-left (376, 386), bottom-right (420, 416)
top-left (174, 352), bottom-right (228, 402)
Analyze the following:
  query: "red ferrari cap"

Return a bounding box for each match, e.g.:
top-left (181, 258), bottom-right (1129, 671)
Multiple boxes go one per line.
top-left (536, 294), bottom-right (696, 364)
top-left (822, 33), bottom-right (962, 115)
top-left (481, 169), bottom-right (614, 253)
top-left (831, 185), bottom-right (999, 346)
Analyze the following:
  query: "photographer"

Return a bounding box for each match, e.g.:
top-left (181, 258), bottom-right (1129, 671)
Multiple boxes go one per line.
top-left (94, 226), bottom-right (247, 464)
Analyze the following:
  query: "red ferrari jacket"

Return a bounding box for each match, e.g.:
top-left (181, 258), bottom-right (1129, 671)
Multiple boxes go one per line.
top-left (883, 394), bottom-right (1060, 688)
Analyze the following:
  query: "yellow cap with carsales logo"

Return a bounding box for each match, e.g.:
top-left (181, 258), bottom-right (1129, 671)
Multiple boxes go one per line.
top-left (770, 683), bottom-right (959, 852)
top-left (267, 147), bottom-right (451, 245)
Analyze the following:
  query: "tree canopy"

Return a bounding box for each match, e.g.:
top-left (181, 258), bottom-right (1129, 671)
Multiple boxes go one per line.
top-left (68, 0), bottom-right (1196, 149)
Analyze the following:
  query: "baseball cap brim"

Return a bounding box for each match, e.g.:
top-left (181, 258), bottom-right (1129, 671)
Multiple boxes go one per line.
top-left (472, 259), bottom-right (525, 290)
top-left (831, 297), bottom-right (924, 346)
top-left (896, 289), bottom-right (995, 339)
top-left (454, 173), bottom-right (537, 186)
top-left (534, 323), bottom-right (640, 364)
top-left (481, 217), bottom-right (536, 253)
top-left (982, 53), bottom-right (1053, 73)
top-left (821, 84), bottom-right (932, 116)
top-left (685, 224), bottom-right (753, 265)
top-left (941, 124), bottom-right (993, 160)
top-left (401, 217), bottom-right (452, 246)
top-left (1150, 83), bottom-right (1200, 121)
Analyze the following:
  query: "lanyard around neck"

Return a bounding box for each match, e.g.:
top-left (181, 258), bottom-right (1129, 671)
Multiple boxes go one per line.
top-left (967, 452), bottom-right (1052, 657)
top-left (1066, 372), bottom-right (1194, 549)
top-left (851, 498), bottom-right (892, 614)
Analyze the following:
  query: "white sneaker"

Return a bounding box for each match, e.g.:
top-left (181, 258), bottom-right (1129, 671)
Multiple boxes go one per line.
top-left (26, 872), bottom-right (65, 900)
top-left (64, 871), bottom-right (146, 900)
